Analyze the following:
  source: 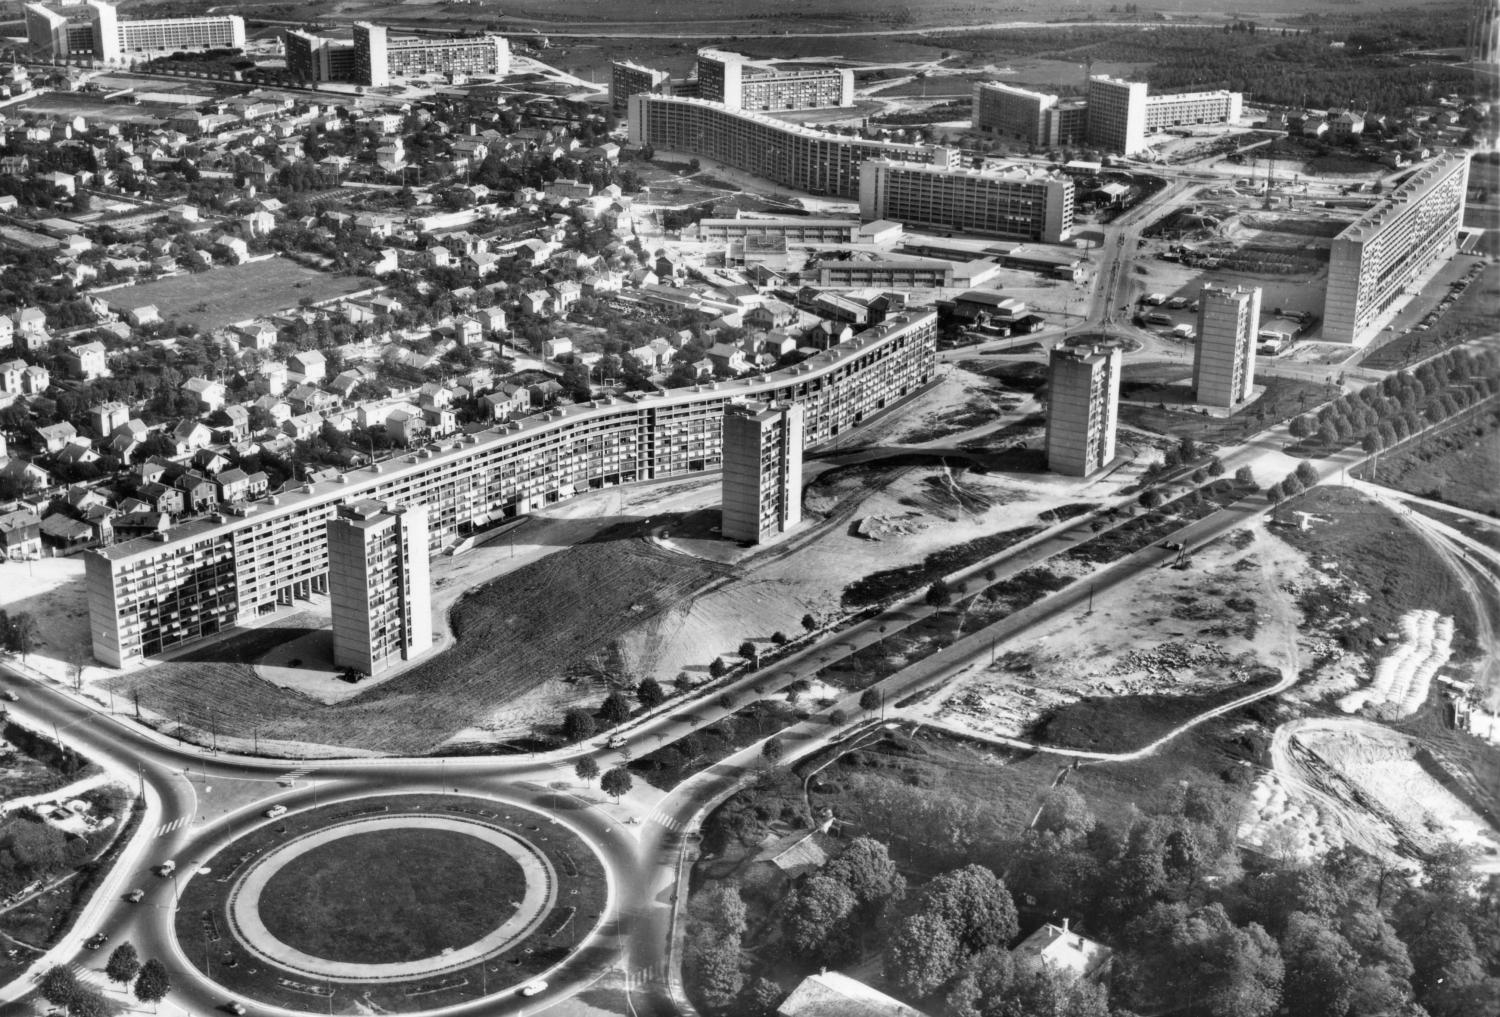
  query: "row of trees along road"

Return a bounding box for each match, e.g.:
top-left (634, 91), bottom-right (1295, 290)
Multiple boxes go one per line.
top-left (39, 947), bottom-right (169, 1016)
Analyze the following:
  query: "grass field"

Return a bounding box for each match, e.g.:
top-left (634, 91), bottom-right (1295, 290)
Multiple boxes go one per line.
top-left (258, 829), bottom-right (526, 963)
top-left (1272, 486), bottom-right (1479, 659)
top-left (174, 795), bottom-right (608, 1013)
top-left (106, 258), bottom-right (367, 330)
top-left (1369, 410), bottom-right (1500, 517)
top-left (105, 530), bottom-right (728, 754)
top-left (1118, 370), bottom-right (1331, 445)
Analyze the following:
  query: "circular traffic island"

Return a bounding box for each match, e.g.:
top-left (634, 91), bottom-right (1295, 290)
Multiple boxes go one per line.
top-left (173, 795), bottom-right (608, 1013)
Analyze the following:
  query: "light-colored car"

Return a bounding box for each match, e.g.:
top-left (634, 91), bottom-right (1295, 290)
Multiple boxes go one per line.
top-left (519, 982), bottom-right (547, 998)
top-left (265, 805), bottom-right (287, 819)
top-left (226, 1002), bottom-right (246, 1015)
top-left (125, 889), bottom-right (144, 903)
top-left (157, 860), bottom-right (176, 877)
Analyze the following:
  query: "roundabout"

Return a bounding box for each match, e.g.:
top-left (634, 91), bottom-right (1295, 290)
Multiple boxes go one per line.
top-left (172, 794), bottom-right (610, 1013)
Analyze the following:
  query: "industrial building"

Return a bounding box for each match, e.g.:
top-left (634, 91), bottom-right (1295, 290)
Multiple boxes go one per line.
top-left (695, 49), bottom-right (853, 111)
top-left (25, 0), bottom-right (244, 62)
top-left (327, 502), bottom-right (432, 676)
top-left (1193, 285), bottom-right (1261, 407)
top-left (84, 313), bottom-right (938, 668)
top-left (1045, 344), bottom-right (1121, 477)
top-left (857, 160), bottom-right (1075, 243)
top-left (628, 95), bottom-right (958, 199)
top-left (694, 217), bottom-right (901, 246)
top-left (720, 401), bottom-right (804, 544)
top-left (1323, 152), bottom-right (1469, 344)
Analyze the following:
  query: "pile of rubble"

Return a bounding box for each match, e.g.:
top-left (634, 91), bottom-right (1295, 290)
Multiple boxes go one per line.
top-left (1106, 640), bottom-right (1232, 677)
top-left (857, 514), bottom-right (931, 541)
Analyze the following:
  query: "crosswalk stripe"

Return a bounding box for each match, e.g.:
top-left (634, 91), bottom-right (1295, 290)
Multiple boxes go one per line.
top-left (648, 811), bottom-right (684, 832)
top-left (156, 817), bottom-right (189, 837)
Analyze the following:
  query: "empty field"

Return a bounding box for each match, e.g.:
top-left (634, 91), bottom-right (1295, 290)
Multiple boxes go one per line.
top-left (1370, 411), bottom-right (1500, 517)
top-left (104, 530), bottom-right (728, 755)
top-left (106, 258), bottom-right (368, 330)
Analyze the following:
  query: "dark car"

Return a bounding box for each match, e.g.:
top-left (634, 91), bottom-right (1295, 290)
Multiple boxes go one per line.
top-left (84, 933), bottom-right (108, 950)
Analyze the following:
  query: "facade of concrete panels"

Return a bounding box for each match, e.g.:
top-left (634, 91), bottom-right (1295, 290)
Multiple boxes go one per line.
top-left (1324, 153), bottom-right (1469, 344)
top-left (327, 503), bottom-right (432, 676)
top-left (1045, 345), bottom-right (1121, 477)
top-left (1193, 285), bottom-right (1261, 407)
top-left (720, 401), bottom-right (804, 544)
top-left (857, 160), bottom-right (1075, 243)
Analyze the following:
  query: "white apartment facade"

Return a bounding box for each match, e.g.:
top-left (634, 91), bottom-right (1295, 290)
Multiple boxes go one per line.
top-left (858, 159), bottom-right (1074, 243)
top-left (1193, 285), bottom-right (1260, 407)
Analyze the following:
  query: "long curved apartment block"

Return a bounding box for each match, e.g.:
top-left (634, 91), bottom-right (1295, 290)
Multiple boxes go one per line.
top-left (85, 312), bottom-right (939, 668)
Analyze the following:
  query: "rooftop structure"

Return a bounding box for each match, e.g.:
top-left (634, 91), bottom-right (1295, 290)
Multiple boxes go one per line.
top-left (84, 313), bottom-right (938, 668)
top-left (1324, 152), bottom-right (1469, 344)
top-left (628, 94), bottom-right (958, 199)
top-left (1012, 920), bottom-right (1114, 983)
top-left (777, 971), bottom-right (930, 1017)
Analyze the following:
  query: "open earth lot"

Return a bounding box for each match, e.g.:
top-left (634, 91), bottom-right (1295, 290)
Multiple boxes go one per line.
top-left (100, 258), bottom-right (369, 331)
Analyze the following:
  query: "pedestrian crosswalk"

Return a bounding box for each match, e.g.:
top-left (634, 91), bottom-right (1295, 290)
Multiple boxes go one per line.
top-left (276, 766), bottom-right (315, 785)
top-left (646, 810), bottom-right (685, 832)
top-left (156, 816), bottom-right (190, 838)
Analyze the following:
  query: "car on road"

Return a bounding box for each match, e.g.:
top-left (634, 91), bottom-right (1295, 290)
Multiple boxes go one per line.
top-left (1161, 541), bottom-right (1184, 551)
top-left (1, 690), bottom-right (17, 702)
top-left (607, 735), bottom-right (627, 749)
top-left (156, 860), bottom-right (176, 877)
top-left (519, 982), bottom-right (547, 997)
top-left (83, 933), bottom-right (108, 950)
top-left (264, 805), bottom-right (287, 819)
top-left (225, 1002), bottom-right (246, 1015)
top-left (124, 889), bottom-right (144, 903)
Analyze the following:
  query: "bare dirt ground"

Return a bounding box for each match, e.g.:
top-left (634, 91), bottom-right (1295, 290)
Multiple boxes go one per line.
top-left (907, 518), bottom-right (1305, 739)
top-left (1254, 718), bottom-right (1500, 873)
top-left (0, 558), bottom-right (93, 686)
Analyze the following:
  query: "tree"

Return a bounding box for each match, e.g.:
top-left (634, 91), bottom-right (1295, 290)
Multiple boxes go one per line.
top-left (562, 708), bottom-right (596, 742)
top-left (636, 677), bottom-right (664, 709)
top-left (6, 612), bottom-right (38, 662)
top-left (801, 613), bottom-right (817, 632)
top-left (1288, 414), bottom-right (1314, 438)
top-left (1034, 786), bottom-right (1095, 841)
top-left (828, 708), bottom-right (847, 726)
top-left (825, 837), bottom-right (906, 914)
top-left (918, 865), bottom-right (1019, 954)
top-left (771, 631), bottom-right (788, 645)
top-left (1235, 465), bottom-right (1256, 487)
top-left (1318, 422), bottom-right (1338, 445)
top-left (134, 959), bottom-right (171, 1010)
top-left (40, 966), bottom-right (78, 1008)
top-left (1005, 967), bottom-right (1111, 1017)
top-left (67, 988), bottom-right (111, 1017)
top-left (600, 766), bottom-right (632, 801)
top-left (709, 656), bottom-right (728, 678)
top-left (743, 975), bottom-right (784, 1017)
top-left (1266, 483), bottom-right (1285, 504)
top-left (887, 910), bottom-right (962, 997)
top-left (737, 640), bottom-right (757, 660)
top-left (574, 757), bottom-right (600, 786)
top-left (925, 579), bottom-right (953, 608)
top-left (1179, 436), bottom-right (1199, 461)
top-left (859, 687), bottom-right (882, 713)
top-left (693, 936), bottom-right (743, 1007)
top-left (1282, 912), bottom-right (1360, 1017)
top-left (106, 942), bottom-right (141, 985)
top-left (1282, 474), bottom-right (1305, 497)
top-left (1295, 461), bottom-right (1319, 487)
top-left (600, 690), bottom-right (632, 725)
top-left (761, 736), bottom-right (785, 766)
top-left (1139, 488), bottom-right (1164, 509)
top-left (785, 874), bottom-right (858, 959)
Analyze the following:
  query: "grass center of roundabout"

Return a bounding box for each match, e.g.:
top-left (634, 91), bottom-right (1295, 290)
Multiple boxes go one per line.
top-left (257, 828), bottom-right (524, 964)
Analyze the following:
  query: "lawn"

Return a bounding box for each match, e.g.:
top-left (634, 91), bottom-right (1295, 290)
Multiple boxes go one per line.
top-left (257, 829), bottom-right (527, 963)
top-left (105, 527), bottom-right (729, 755)
top-left (1366, 409), bottom-right (1500, 517)
top-left (1118, 372), bottom-right (1332, 445)
top-left (106, 258), bottom-right (368, 330)
top-left (174, 795), bottom-right (608, 1013)
top-left (1271, 486), bottom-right (1479, 660)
